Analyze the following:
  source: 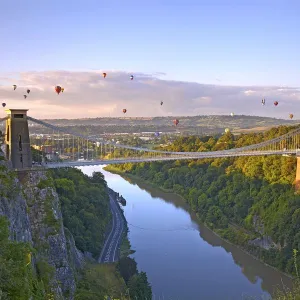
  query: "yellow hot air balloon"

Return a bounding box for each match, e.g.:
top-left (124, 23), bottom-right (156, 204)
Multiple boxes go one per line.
top-left (61, 88), bottom-right (65, 93)
top-left (225, 128), bottom-right (230, 133)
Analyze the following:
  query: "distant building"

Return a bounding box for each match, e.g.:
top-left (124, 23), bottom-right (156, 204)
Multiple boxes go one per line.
top-left (41, 145), bottom-right (53, 154)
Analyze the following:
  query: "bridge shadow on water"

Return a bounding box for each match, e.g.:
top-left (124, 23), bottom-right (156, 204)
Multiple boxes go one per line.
top-left (121, 175), bottom-right (293, 297)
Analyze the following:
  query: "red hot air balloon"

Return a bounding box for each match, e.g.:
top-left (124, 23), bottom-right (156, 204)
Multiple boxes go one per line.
top-left (130, 75), bottom-right (134, 80)
top-left (103, 72), bottom-right (107, 78)
top-left (274, 101), bottom-right (278, 106)
top-left (173, 119), bottom-right (179, 126)
top-left (55, 86), bottom-right (62, 95)
top-left (123, 109), bottom-right (127, 114)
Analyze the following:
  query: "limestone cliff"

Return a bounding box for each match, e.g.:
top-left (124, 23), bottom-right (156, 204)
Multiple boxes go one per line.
top-left (0, 154), bottom-right (84, 299)
top-left (248, 214), bottom-right (280, 250)
top-left (0, 159), bottom-right (32, 243)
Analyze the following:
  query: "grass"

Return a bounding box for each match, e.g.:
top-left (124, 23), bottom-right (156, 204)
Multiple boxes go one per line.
top-left (272, 250), bottom-right (300, 300)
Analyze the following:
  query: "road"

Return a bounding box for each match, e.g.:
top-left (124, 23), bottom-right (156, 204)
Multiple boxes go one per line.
top-left (98, 195), bottom-right (125, 263)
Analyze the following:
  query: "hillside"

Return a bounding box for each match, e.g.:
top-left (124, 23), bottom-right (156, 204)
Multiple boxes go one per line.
top-left (27, 115), bottom-right (299, 135)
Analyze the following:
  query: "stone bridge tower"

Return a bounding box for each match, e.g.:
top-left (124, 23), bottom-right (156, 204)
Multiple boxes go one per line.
top-left (4, 109), bottom-right (32, 169)
top-left (295, 156), bottom-right (300, 192)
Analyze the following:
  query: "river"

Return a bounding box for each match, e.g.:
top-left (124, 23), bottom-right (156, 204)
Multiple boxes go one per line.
top-left (79, 165), bottom-right (293, 300)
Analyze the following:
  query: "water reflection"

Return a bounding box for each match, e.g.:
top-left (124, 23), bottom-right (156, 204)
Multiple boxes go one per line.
top-left (121, 174), bottom-right (293, 296)
top-left (79, 166), bottom-right (293, 299)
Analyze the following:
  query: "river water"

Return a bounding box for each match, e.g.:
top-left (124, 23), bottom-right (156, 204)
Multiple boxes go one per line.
top-left (79, 166), bottom-right (293, 300)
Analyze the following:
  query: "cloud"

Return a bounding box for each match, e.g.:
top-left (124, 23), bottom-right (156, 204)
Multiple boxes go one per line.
top-left (244, 90), bottom-right (255, 95)
top-left (0, 70), bottom-right (300, 119)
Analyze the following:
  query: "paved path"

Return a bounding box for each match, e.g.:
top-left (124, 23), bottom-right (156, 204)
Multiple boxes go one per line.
top-left (98, 195), bottom-right (125, 263)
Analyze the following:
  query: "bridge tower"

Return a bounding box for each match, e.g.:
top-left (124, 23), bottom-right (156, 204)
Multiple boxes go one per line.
top-left (295, 156), bottom-right (300, 192)
top-left (4, 109), bottom-right (32, 169)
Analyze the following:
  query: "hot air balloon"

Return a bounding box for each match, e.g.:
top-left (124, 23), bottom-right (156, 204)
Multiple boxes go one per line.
top-left (61, 88), bottom-right (64, 93)
top-left (262, 99), bottom-right (265, 105)
top-left (27, 89), bottom-right (30, 94)
top-left (130, 75), bottom-right (134, 80)
top-left (123, 109), bottom-right (127, 114)
top-left (274, 101), bottom-right (278, 106)
top-left (13, 85), bottom-right (17, 90)
top-left (23, 95), bottom-right (27, 99)
top-left (173, 119), bottom-right (179, 126)
top-left (290, 114), bottom-right (294, 119)
top-left (230, 112), bottom-right (234, 117)
top-left (55, 86), bottom-right (62, 95)
top-left (2, 103), bottom-right (6, 107)
top-left (154, 132), bottom-right (160, 137)
top-left (103, 72), bottom-right (107, 78)
top-left (225, 128), bottom-right (230, 133)
top-left (160, 101), bottom-right (163, 106)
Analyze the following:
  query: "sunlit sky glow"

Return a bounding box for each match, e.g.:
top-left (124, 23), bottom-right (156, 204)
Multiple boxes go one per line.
top-left (1, 0), bottom-right (300, 119)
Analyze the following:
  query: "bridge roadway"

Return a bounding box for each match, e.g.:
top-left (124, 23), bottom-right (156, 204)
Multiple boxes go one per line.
top-left (98, 194), bottom-right (124, 263)
top-left (34, 149), bottom-right (296, 169)
top-left (13, 150), bottom-right (297, 172)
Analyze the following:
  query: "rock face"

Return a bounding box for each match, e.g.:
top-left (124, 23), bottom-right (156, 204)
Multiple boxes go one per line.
top-left (249, 214), bottom-right (280, 250)
top-left (23, 171), bottom-right (79, 299)
top-left (249, 235), bottom-right (278, 250)
top-left (65, 227), bottom-right (85, 271)
top-left (0, 156), bottom-right (84, 299)
top-left (0, 160), bottom-right (32, 243)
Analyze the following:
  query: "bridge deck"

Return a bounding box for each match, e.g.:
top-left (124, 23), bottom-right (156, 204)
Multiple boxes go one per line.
top-left (11, 149), bottom-right (297, 171)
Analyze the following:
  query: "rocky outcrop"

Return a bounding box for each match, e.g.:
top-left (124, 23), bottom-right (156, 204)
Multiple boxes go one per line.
top-left (0, 160), bottom-right (32, 243)
top-left (23, 171), bottom-right (79, 299)
top-left (65, 227), bottom-right (85, 270)
top-left (0, 154), bottom-right (85, 299)
top-left (248, 214), bottom-right (280, 250)
top-left (249, 235), bottom-right (278, 250)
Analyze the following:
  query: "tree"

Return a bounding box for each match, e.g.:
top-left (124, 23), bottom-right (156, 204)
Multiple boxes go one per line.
top-left (128, 272), bottom-right (152, 300)
top-left (117, 257), bottom-right (138, 283)
top-left (0, 216), bottom-right (44, 299)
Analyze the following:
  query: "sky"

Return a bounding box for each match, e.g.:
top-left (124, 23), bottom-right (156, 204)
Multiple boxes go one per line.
top-left (1, 0), bottom-right (300, 119)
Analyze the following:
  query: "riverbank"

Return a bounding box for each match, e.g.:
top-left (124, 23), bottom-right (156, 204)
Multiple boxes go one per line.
top-left (104, 165), bottom-right (295, 281)
top-left (108, 187), bottom-right (135, 258)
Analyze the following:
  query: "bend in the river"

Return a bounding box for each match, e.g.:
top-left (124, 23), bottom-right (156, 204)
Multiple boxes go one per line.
top-left (79, 166), bottom-right (292, 300)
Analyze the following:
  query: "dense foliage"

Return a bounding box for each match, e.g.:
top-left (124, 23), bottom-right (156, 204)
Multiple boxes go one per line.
top-left (0, 216), bottom-right (46, 299)
top-left (50, 168), bottom-right (111, 257)
top-left (106, 125), bottom-right (300, 278)
top-left (75, 264), bottom-right (127, 299)
top-left (117, 257), bottom-right (152, 299)
top-left (50, 168), bottom-right (152, 298)
top-left (75, 257), bottom-right (152, 299)
top-left (153, 124), bottom-right (298, 152)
